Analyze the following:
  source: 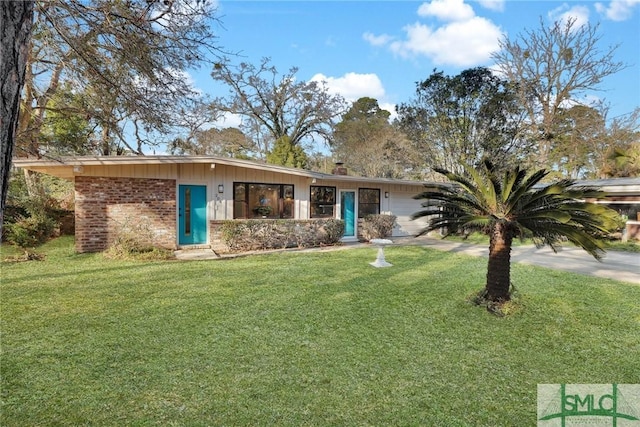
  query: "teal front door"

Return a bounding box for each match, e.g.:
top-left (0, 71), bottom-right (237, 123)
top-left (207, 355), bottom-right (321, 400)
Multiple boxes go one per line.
top-left (178, 185), bottom-right (207, 245)
top-left (340, 190), bottom-right (356, 238)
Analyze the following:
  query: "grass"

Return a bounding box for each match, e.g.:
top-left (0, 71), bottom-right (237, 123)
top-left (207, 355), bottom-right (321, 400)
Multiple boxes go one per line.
top-left (2, 236), bottom-right (639, 426)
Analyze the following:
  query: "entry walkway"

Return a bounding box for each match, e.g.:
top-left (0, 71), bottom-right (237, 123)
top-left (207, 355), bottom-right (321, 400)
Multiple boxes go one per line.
top-left (175, 236), bottom-right (640, 284)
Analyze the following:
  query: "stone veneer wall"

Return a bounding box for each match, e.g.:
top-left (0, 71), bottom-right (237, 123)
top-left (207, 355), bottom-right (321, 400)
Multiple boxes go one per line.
top-left (75, 176), bottom-right (177, 253)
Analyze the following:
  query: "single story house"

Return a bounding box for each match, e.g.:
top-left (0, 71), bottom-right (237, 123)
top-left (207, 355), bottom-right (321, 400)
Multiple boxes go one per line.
top-left (579, 177), bottom-right (640, 240)
top-left (12, 155), bottom-right (435, 253)
top-left (12, 156), bottom-right (640, 252)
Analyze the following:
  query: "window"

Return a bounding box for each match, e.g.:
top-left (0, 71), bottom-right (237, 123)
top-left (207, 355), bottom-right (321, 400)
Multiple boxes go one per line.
top-left (358, 188), bottom-right (380, 218)
top-left (233, 183), bottom-right (294, 219)
top-left (184, 187), bottom-right (192, 235)
top-left (310, 186), bottom-right (336, 218)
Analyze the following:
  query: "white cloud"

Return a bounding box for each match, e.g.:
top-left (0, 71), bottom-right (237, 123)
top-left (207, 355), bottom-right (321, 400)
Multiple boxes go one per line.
top-left (310, 72), bottom-right (386, 102)
top-left (595, 0), bottom-right (640, 21)
top-left (558, 94), bottom-right (603, 110)
top-left (213, 112), bottom-right (243, 129)
top-left (170, 68), bottom-right (199, 92)
top-left (310, 73), bottom-right (397, 120)
top-left (417, 0), bottom-right (475, 21)
top-left (487, 62), bottom-right (504, 78)
top-left (363, 32), bottom-right (394, 47)
top-left (478, 0), bottom-right (505, 12)
top-left (325, 36), bottom-right (337, 47)
top-left (390, 17), bottom-right (502, 66)
top-left (548, 4), bottom-right (590, 28)
top-left (379, 102), bottom-right (398, 122)
top-left (364, 0), bottom-right (503, 67)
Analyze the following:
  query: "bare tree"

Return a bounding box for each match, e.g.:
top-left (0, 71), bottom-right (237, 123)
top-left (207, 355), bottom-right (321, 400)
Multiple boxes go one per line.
top-left (16, 0), bottom-right (224, 159)
top-left (492, 17), bottom-right (626, 168)
top-left (171, 126), bottom-right (256, 159)
top-left (1, 1), bottom-right (34, 234)
top-left (211, 57), bottom-right (347, 162)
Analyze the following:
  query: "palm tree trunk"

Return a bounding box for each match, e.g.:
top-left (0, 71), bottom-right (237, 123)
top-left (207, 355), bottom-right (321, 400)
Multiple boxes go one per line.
top-left (485, 222), bottom-right (513, 302)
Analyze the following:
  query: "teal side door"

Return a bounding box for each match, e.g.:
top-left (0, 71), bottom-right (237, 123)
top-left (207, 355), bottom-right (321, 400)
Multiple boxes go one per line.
top-left (341, 190), bottom-right (356, 237)
top-left (178, 185), bottom-right (207, 245)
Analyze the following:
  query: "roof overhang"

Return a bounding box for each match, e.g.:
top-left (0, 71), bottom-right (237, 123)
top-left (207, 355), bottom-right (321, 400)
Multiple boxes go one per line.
top-left (11, 155), bottom-right (432, 187)
top-left (573, 178), bottom-right (640, 195)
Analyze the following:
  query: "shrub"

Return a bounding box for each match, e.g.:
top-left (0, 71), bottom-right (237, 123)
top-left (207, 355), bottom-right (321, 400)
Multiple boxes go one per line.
top-left (3, 171), bottom-right (73, 246)
top-left (360, 214), bottom-right (397, 241)
top-left (104, 219), bottom-right (174, 260)
top-left (4, 215), bottom-right (57, 250)
top-left (3, 187), bottom-right (59, 250)
top-left (219, 219), bottom-right (345, 252)
top-left (322, 219), bottom-right (346, 243)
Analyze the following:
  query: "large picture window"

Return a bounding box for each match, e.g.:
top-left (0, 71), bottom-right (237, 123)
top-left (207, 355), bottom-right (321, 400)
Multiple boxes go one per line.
top-left (310, 186), bottom-right (336, 218)
top-left (358, 188), bottom-right (380, 218)
top-left (233, 183), bottom-right (294, 219)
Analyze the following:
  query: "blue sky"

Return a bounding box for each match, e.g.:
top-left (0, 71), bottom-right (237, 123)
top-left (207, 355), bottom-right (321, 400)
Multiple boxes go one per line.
top-left (190, 0), bottom-right (640, 125)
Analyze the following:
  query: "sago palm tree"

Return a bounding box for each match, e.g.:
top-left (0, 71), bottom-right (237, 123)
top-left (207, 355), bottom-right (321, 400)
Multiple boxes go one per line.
top-left (413, 160), bottom-right (619, 303)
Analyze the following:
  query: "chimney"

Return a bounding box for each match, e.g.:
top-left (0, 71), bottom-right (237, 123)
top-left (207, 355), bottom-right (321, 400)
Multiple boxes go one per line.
top-left (332, 161), bottom-right (348, 175)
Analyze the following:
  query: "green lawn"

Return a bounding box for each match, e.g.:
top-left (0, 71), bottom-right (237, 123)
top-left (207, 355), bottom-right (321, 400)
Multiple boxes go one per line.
top-left (2, 236), bottom-right (639, 426)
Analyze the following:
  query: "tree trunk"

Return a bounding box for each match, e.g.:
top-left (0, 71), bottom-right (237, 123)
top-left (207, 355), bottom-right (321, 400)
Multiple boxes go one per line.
top-left (23, 168), bottom-right (44, 198)
top-left (101, 126), bottom-right (111, 155)
top-left (485, 222), bottom-right (513, 302)
top-left (1, 2), bottom-right (35, 234)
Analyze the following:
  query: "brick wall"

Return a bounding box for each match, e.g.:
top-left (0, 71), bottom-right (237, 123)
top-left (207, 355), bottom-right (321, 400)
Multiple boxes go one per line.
top-left (209, 220), bottom-right (228, 252)
top-left (75, 176), bottom-right (176, 253)
top-left (626, 222), bottom-right (640, 241)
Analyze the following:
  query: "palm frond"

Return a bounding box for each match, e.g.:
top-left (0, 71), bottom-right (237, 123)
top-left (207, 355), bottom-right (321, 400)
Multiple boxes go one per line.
top-left (500, 166), bottom-right (526, 204)
top-left (463, 163), bottom-right (498, 211)
top-left (434, 167), bottom-right (478, 195)
top-left (504, 168), bottom-right (550, 212)
top-left (412, 161), bottom-right (618, 261)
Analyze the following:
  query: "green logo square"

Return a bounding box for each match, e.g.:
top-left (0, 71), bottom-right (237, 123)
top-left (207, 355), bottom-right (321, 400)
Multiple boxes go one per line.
top-left (538, 384), bottom-right (640, 426)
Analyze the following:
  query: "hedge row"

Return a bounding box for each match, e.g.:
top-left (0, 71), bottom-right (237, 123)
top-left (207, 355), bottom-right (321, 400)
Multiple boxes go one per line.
top-left (219, 219), bottom-right (345, 252)
top-left (360, 214), bottom-right (397, 241)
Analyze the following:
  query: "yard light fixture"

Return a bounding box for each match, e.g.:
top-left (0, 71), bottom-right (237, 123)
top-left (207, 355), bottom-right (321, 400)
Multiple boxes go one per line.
top-left (218, 184), bottom-right (224, 193)
top-left (385, 192), bottom-right (389, 198)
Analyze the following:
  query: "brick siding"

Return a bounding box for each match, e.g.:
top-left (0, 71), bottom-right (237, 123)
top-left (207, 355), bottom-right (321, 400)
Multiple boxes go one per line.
top-left (209, 220), bottom-right (228, 252)
top-left (626, 222), bottom-right (640, 241)
top-left (75, 176), bottom-right (176, 253)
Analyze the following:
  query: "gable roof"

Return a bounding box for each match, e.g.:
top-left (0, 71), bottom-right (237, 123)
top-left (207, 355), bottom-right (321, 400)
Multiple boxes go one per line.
top-left (12, 155), bottom-right (431, 186)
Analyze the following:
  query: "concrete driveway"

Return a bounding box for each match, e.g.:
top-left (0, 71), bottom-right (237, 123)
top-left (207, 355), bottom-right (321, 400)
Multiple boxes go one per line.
top-left (408, 236), bottom-right (640, 284)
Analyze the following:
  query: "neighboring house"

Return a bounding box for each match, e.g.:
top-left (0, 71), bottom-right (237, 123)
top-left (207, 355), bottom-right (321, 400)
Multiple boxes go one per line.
top-left (579, 177), bottom-right (640, 240)
top-left (12, 156), bottom-right (434, 253)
